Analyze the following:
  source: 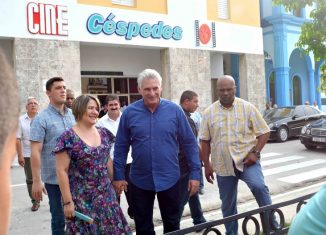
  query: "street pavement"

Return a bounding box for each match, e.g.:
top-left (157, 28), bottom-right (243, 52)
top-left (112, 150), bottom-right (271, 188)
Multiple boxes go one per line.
top-left (9, 139), bottom-right (326, 234)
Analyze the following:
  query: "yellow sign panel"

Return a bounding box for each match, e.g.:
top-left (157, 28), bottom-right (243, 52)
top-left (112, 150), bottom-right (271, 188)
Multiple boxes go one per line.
top-left (77, 0), bottom-right (167, 14)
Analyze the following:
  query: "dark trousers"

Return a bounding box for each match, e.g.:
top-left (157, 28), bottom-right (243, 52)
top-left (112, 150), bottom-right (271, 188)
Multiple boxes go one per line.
top-left (23, 158), bottom-right (39, 205)
top-left (178, 172), bottom-right (206, 225)
top-left (125, 163), bottom-right (134, 218)
top-left (199, 166), bottom-right (204, 189)
top-left (45, 184), bottom-right (65, 235)
top-left (130, 181), bottom-right (181, 235)
top-left (117, 163), bottom-right (134, 218)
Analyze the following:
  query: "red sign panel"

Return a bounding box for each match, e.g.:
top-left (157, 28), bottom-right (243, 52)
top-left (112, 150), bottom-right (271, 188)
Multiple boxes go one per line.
top-left (27, 2), bottom-right (68, 36)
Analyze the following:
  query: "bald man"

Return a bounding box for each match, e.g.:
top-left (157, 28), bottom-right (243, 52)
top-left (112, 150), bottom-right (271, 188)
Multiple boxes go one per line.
top-left (199, 75), bottom-right (276, 234)
top-left (65, 89), bottom-right (75, 109)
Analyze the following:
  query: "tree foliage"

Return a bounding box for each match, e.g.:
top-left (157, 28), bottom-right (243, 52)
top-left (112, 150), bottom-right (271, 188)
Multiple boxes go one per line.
top-left (273, 0), bottom-right (326, 92)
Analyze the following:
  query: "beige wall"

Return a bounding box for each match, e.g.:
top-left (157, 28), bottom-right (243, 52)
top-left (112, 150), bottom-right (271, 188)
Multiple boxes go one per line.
top-left (239, 53), bottom-right (266, 111)
top-left (207, 0), bottom-right (261, 26)
top-left (14, 38), bottom-right (81, 112)
top-left (160, 48), bottom-right (212, 112)
top-left (78, 0), bottom-right (167, 14)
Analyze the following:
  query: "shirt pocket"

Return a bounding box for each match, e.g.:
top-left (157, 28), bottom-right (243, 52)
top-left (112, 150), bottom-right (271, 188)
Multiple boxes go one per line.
top-left (210, 116), bottom-right (224, 139)
top-left (232, 115), bottom-right (246, 138)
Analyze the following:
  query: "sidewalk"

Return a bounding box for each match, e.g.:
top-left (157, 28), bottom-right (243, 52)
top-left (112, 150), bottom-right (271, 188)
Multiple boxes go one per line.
top-left (9, 165), bottom-right (322, 235)
top-left (155, 182), bottom-right (324, 235)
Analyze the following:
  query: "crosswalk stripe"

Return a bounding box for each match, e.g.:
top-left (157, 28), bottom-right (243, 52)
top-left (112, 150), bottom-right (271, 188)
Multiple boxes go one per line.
top-left (263, 159), bottom-right (326, 176)
top-left (261, 152), bottom-right (281, 158)
top-left (261, 155), bottom-right (304, 167)
top-left (278, 167), bottom-right (326, 183)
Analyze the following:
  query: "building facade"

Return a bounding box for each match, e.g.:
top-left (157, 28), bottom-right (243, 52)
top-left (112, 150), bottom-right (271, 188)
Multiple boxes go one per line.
top-left (0, 0), bottom-right (266, 112)
top-left (261, 0), bottom-right (324, 109)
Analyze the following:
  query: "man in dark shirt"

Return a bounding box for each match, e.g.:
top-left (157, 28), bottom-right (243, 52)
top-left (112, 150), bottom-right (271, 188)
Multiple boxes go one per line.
top-left (65, 89), bottom-right (75, 109)
top-left (178, 90), bottom-right (206, 227)
top-left (113, 69), bottom-right (201, 234)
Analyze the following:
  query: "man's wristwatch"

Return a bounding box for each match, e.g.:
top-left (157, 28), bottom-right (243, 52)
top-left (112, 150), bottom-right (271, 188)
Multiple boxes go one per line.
top-left (250, 148), bottom-right (261, 160)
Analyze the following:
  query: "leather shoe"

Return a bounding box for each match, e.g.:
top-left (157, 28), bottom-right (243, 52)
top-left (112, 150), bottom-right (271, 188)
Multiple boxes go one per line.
top-left (31, 204), bottom-right (40, 212)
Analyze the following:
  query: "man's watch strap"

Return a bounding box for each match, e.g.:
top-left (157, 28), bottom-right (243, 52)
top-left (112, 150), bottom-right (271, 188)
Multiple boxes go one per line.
top-left (250, 148), bottom-right (261, 159)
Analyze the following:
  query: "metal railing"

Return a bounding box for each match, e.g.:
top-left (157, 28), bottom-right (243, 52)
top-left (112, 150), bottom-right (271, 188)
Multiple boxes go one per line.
top-left (166, 193), bottom-right (315, 235)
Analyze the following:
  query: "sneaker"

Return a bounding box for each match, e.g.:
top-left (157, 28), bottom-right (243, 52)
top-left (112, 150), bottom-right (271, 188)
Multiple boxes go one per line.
top-left (31, 204), bottom-right (40, 212)
top-left (199, 189), bottom-right (205, 195)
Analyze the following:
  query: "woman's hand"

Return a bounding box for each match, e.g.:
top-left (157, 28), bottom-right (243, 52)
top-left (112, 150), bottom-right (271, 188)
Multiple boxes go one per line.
top-left (63, 201), bottom-right (75, 219)
top-left (112, 180), bottom-right (128, 195)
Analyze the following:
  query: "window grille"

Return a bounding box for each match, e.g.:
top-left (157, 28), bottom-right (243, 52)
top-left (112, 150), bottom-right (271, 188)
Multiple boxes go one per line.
top-left (112, 0), bottom-right (134, 7)
top-left (218, 0), bottom-right (229, 19)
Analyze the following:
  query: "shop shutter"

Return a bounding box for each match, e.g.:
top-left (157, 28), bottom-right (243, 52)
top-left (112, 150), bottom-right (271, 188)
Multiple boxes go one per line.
top-left (218, 0), bottom-right (229, 19)
top-left (112, 0), bottom-right (135, 7)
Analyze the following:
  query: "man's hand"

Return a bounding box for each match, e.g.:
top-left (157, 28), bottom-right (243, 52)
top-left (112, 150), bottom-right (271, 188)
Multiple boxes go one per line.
top-left (204, 162), bottom-right (215, 184)
top-left (243, 152), bottom-right (258, 166)
top-left (188, 180), bottom-right (200, 197)
top-left (32, 181), bottom-right (47, 201)
top-left (18, 156), bottom-right (25, 167)
top-left (112, 180), bottom-right (128, 195)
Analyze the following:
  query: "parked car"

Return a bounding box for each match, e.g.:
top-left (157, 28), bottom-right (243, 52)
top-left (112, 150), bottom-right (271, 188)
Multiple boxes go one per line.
top-left (264, 105), bottom-right (324, 142)
top-left (300, 116), bottom-right (326, 149)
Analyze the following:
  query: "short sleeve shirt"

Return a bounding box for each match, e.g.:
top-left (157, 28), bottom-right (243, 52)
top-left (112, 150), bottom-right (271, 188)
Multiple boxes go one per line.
top-left (199, 98), bottom-right (269, 176)
top-left (16, 113), bottom-right (33, 158)
top-left (30, 104), bottom-right (75, 184)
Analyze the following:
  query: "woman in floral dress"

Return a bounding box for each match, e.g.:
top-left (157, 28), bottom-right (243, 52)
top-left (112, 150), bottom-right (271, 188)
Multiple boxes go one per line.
top-left (55, 95), bottom-right (131, 235)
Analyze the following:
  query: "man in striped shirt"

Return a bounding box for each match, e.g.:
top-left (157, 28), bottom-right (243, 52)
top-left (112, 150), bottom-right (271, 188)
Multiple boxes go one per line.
top-left (199, 75), bottom-right (274, 235)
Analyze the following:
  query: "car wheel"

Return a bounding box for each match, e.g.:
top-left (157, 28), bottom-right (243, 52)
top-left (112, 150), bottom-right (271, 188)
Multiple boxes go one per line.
top-left (277, 126), bottom-right (288, 142)
top-left (304, 144), bottom-right (317, 150)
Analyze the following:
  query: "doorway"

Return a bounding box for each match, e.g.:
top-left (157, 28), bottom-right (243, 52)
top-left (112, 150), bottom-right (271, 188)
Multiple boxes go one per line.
top-left (293, 76), bottom-right (302, 105)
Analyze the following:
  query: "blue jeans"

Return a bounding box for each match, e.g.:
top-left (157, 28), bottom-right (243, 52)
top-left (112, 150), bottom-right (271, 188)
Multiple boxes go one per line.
top-left (45, 184), bottom-right (65, 235)
top-left (216, 162), bottom-right (272, 235)
top-left (178, 172), bottom-right (206, 225)
top-left (130, 181), bottom-right (181, 235)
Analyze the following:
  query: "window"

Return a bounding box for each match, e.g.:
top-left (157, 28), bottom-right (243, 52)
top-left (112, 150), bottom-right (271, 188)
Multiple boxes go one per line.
top-left (81, 76), bottom-right (142, 107)
top-left (84, 77), bottom-right (111, 94)
top-left (322, 98), bottom-right (326, 105)
top-left (114, 78), bottom-right (128, 94)
top-left (218, 0), bottom-right (229, 20)
top-left (294, 107), bottom-right (305, 117)
top-left (304, 106), bottom-right (319, 115)
top-left (112, 0), bottom-right (135, 7)
top-left (292, 76), bottom-right (302, 105)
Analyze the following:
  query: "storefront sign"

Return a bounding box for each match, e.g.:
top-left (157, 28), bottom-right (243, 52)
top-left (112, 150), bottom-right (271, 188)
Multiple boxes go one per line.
top-left (27, 2), bottom-right (68, 36)
top-left (86, 13), bottom-right (182, 40)
top-left (195, 20), bottom-right (216, 48)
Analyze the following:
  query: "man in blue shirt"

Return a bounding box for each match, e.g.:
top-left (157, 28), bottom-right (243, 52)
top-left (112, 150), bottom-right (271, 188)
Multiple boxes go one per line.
top-left (30, 77), bottom-right (75, 235)
top-left (113, 69), bottom-right (201, 234)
